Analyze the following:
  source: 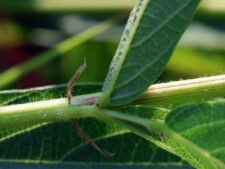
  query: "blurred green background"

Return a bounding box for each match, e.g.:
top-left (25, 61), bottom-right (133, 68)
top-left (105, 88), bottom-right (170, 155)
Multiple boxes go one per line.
top-left (0, 0), bottom-right (224, 90)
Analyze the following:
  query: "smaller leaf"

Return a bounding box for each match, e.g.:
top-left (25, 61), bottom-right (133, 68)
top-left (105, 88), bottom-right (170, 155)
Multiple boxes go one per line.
top-left (99, 0), bottom-right (200, 106)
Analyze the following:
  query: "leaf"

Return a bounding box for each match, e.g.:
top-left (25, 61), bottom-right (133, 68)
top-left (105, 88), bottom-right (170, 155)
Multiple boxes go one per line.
top-left (0, 84), bottom-right (183, 166)
top-left (102, 100), bottom-right (225, 169)
top-left (0, 83), bottom-right (102, 106)
top-left (99, 0), bottom-right (200, 106)
top-left (0, 83), bottom-right (102, 158)
top-left (165, 100), bottom-right (225, 169)
top-left (0, 162), bottom-right (195, 169)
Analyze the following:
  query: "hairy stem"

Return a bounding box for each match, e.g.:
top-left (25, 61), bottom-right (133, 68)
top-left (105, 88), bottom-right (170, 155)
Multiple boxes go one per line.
top-left (135, 74), bottom-right (225, 106)
top-left (0, 96), bottom-right (95, 128)
top-left (0, 74), bottom-right (225, 128)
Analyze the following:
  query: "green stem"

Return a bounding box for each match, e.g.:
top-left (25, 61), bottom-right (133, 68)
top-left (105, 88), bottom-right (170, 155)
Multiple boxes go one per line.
top-left (95, 108), bottom-right (165, 133)
top-left (0, 74), bottom-right (224, 128)
top-left (93, 108), bottom-right (175, 153)
top-left (94, 108), bottom-right (225, 169)
top-left (0, 96), bottom-right (96, 128)
top-left (0, 13), bottom-right (125, 89)
top-left (135, 74), bottom-right (225, 106)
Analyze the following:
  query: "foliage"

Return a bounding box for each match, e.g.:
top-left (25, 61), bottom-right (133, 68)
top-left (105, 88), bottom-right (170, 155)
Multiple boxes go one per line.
top-left (0, 0), bottom-right (225, 169)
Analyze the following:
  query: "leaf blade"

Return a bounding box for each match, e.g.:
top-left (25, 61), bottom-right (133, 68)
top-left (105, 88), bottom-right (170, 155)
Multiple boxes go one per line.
top-left (98, 0), bottom-right (149, 106)
top-left (165, 100), bottom-right (225, 168)
top-left (100, 0), bottom-right (200, 106)
top-left (98, 100), bottom-right (225, 169)
top-left (0, 84), bottom-right (182, 165)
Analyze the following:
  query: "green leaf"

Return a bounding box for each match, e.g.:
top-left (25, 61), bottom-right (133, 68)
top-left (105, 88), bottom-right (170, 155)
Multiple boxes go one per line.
top-left (2, 81), bottom-right (224, 168)
top-left (165, 100), bottom-right (225, 169)
top-left (101, 100), bottom-right (225, 169)
top-left (0, 84), bottom-right (183, 166)
top-left (0, 83), bottom-right (102, 157)
top-left (0, 83), bottom-right (102, 106)
top-left (99, 0), bottom-right (200, 106)
top-left (0, 162), bottom-right (195, 169)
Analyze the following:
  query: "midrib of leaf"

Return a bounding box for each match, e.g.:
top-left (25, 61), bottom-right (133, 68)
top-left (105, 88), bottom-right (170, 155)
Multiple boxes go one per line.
top-left (179, 119), bottom-right (225, 135)
top-left (163, 100), bottom-right (225, 169)
top-left (98, 0), bottom-right (150, 106)
top-left (95, 101), bottom-right (225, 169)
top-left (136, 119), bottom-right (225, 169)
top-left (210, 147), bottom-right (225, 154)
top-left (164, 127), bottom-right (225, 169)
top-left (0, 93), bottom-right (32, 106)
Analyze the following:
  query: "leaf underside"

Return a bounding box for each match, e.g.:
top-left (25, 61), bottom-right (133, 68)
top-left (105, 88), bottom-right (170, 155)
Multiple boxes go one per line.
top-left (110, 100), bottom-right (225, 169)
top-left (0, 84), bottom-right (184, 166)
top-left (165, 101), bottom-right (225, 169)
top-left (1, 83), bottom-right (224, 169)
top-left (102, 0), bottom-right (200, 105)
top-left (0, 162), bottom-right (195, 169)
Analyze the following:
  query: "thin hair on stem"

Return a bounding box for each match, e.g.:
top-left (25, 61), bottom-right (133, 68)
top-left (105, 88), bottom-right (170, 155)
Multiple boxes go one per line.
top-left (71, 119), bottom-right (113, 156)
top-left (67, 59), bottom-right (87, 105)
top-left (66, 59), bottom-right (113, 156)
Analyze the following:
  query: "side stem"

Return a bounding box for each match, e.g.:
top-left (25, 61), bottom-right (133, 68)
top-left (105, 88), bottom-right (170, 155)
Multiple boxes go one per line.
top-left (135, 74), bottom-right (225, 106)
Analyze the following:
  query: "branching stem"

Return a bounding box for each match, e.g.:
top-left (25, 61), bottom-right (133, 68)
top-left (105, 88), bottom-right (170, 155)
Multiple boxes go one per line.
top-left (0, 74), bottom-right (224, 128)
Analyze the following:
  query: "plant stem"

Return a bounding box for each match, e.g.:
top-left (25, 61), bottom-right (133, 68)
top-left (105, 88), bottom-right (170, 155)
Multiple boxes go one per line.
top-left (94, 108), bottom-right (175, 153)
top-left (0, 74), bottom-right (225, 128)
top-left (0, 95), bottom-right (97, 128)
top-left (0, 13), bottom-right (126, 89)
top-left (134, 74), bottom-right (225, 106)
